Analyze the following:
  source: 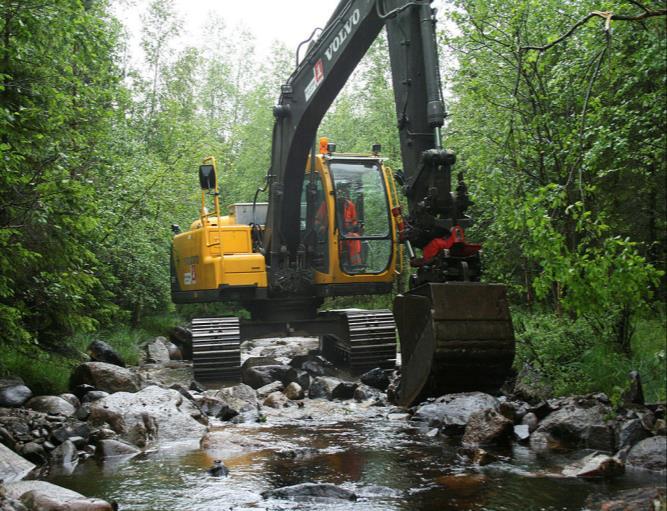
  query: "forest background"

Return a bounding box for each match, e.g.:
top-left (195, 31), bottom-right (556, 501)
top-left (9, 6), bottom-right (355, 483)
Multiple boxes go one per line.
top-left (0, 0), bottom-right (665, 401)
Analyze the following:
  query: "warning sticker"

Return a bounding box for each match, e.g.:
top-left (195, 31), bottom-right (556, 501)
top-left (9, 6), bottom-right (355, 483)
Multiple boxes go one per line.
top-left (184, 264), bottom-right (197, 285)
top-left (304, 59), bottom-right (325, 102)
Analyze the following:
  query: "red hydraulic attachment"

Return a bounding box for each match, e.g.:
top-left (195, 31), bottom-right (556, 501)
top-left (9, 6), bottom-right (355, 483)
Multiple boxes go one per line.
top-left (423, 225), bottom-right (481, 262)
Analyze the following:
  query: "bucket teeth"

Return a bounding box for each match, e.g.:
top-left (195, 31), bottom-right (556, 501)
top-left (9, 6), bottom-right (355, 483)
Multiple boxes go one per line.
top-left (191, 317), bottom-right (241, 381)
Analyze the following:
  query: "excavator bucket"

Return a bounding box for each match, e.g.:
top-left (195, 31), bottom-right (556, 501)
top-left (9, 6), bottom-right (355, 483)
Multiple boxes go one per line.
top-left (393, 282), bottom-right (515, 407)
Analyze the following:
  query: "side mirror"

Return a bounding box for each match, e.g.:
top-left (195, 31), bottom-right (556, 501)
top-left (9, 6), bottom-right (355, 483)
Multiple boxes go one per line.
top-left (199, 164), bottom-right (216, 190)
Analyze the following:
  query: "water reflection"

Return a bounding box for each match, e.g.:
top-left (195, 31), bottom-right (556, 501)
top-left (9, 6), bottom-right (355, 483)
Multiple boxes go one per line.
top-left (48, 416), bottom-right (665, 511)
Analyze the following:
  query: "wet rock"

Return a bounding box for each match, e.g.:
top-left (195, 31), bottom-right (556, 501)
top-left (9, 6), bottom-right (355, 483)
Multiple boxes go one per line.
top-left (5, 481), bottom-right (114, 510)
top-left (0, 443), bottom-right (35, 483)
top-left (620, 371), bottom-right (644, 406)
top-left (360, 367), bottom-right (390, 391)
top-left (169, 383), bottom-right (196, 401)
top-left (144, 337), bottom-right (171, 364)
top-left (95, 439), bottom-right (141, 459)
top-left (435, 473), bottom-right (488, 494)
top-left (521, 412), bottom-right (539, 433)
top-left (81, 391), bottom-right (109, 404)
top-left (214, 383), bottom-right (258, 419)
top-left (587, 486), bottom-right (666, 511)
top-left (561, 452), bottom-right (624, 478)
top-left (529, 396), bottom-right (615, 452)
top-left (207, 459), bottom-right (229, 477)
top-left (284, 382), bottom-right (304, 400)
top-left (164, 340), bottom-right (182, 361)
top-left (58, 393), bottom-right (80, 409)
top-left (70, 362), bottom-right (144, 394)
top-left (278, 447), bottom-right (319, 459)
top-left (625, 436), bottom-right (667, 473)
top-left (0, 384), bottom-right (32, 408)
top-left (89, 385), bottom-right (208, 447)
top-left (75, 404), bottom-right (91, 421)
top-left (200, 430), bottom-right (267, 458)
top-left (195, 395), bottom-right (237, 421)
top-left (498, 400), bottom-right (517, 422)
top-left (25, 396), bottom-right (75, 417)
top-left (412, 392), bottom-right (499, 434)
top-left (256, 381), bottom-right (284, 398)
top-left (170, 325), bottom-right (193, 359)
top-left (71, 384), bottom-right (96, 400)
top-left (617, 418), bottom-right (650, 450)
top-left (291, 369), bottom-right (311, 391)
top-left (49, 440), bottom-right (78, 471)
top-left (263, 391), bottom-right (290, 409)
top-left (353, 384), bottom-right (381, 402)
top-left (514, 424), bottom-right (530, 442)
top-left (331, 382), bottom-right (358, 400)
top-left (19, 442), bottom-right (46, 465)
top-left (261, 482), bottom-right (357, 501)
top-left (462, 408), bottom-right (513, 446)
top-left (242, 364), bottom-right (292, 389)
top-left (87, 340), bottom-right (126, 367)
top-left (50, 422), bottom-right (90, 445)
top-left (465, 447), bottom-right (497, 466)
top-left (308, 377), bottom-right (343, 400)
top-left (301, 359), bottom-right (326, 376)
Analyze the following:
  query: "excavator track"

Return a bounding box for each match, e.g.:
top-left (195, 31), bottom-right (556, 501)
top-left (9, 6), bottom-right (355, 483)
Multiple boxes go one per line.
top-left (393, 282), bottom-right (515, 406)
top-left (191, 317), bottom-right (241, 382)
top-left (321, 309), bottom-right (397, 372)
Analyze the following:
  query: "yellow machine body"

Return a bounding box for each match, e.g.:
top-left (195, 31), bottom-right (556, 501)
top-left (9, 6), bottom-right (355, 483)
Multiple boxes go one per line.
top-left (171, 153), bottom-right (402, 304)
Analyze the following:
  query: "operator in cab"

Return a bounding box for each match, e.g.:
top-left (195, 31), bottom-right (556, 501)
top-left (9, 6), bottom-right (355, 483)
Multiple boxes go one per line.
top-left (337, 181), bottom-right (362, 269)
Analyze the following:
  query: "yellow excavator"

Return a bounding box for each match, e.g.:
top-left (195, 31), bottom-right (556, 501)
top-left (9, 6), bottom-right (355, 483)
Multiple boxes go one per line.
top-left (171, 0), bottom-right (515, 406)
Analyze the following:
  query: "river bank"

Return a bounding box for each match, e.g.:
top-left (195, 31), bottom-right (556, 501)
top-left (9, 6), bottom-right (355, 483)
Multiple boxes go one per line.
top-left (1, 331), bottom-right (665, 510)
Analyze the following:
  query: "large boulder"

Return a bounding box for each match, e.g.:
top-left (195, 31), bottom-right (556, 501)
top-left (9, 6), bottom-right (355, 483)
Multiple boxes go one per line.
top-left (5, 481), bottom-right (114, 510)
top-left (561, 452), bottom-right (624, 478)
top-left (411, 392), bottom-right (499, 434)
top-left (617, 418), bottom-right (650, 450)
top-left (308, 377), bottom-right (344, 400)
top-left (242, 364), bottom-right (294, 389)
top-left (25, 396), bottom-right (75, 417)
top-left (214, 383), bottom-right (258, 418)
top-left (0, 379), bottom-right (32, 408)
top-left (86, 340), bottom-right (125, 367)
top-left (95, 439), bottom-right (141, 459)
top-left (462, 408), bottom-right (514, 446)
top-left (261, 482), bottom-right (357, 501)
top-left (360, 367), bottom-right (390, 391)
top-left (529, 396), bottom-right (616, 452)
top-left (0, 443), bottom-right (35, 483)
top-left (88, 385), bottom-right (208, 448)
top-left (70, 362), bottom-right (144, 394)
top-left (625, 436), bottom-right (667, 473)
top-left (144, 337), bottom-right (171, 364)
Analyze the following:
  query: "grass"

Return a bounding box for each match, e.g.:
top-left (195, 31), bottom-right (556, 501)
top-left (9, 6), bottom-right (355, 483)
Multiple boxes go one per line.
top-left (513, 304), bottom-right (666, 404)
top-left (0, 312), bottom-right (185, 396)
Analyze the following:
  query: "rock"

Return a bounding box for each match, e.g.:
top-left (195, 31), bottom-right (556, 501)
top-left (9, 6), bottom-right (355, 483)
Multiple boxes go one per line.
top-left (242, 364), bottom-right (292, 389)
top-left (587, 487), bottom-right (666, 511)
top-left (70, 362), bottom-right (144, 394)
top-left (284, 382), bottom-right (304, 400)
top-left (75, 404), bottom-right (91, 421)
top-left (360, 367), bottom-right (390, 391)
top-left (529, 396), bottom-right (616, 452)
top-left (308, 377), bottom-right (344, 400)
top-left (95, 438), bottom-right (141, 459)
top-left (513, 364), bottom-right (553, 403)
top-left (88, 385), bottom-right (208, 447)
top-left (411, 392), bottom-right (499, 434)
top-left (81, 390), bottom-right (109, 404)
top-left (498, 400), bottom-right (517, 422)
top-left (200, 430), bottom-right (267, 458)
top-left (58, 393), bottom-right (80, 409)
top-left (513, 424), bottom-right (530, 442)
top-left (353, 384), bottom-right (381, 402)
top-left (164, 340), bottom-right (183, 360)
top-left (261, 482), bottom-right (357, 501)
top-left (521, 412), bottom-right (539, 433)
top-left (50, 423), bottom-right (91, 445)
top-left (263, 391), bottom-right (290, 409)
top-left (25, 396), bottom-right (75, 417)
top-left (301, 360), bottom-right (325, 376)
top-left (466, 447), bottom-right (497, 466)
top-left (331, 382), bottom-right (358, 400)
top-left (215, 383), bottom-right (258, 417)
top-left (561, 452), bottom-right (624, 478)
top-left (87, 340), bottom-right (126, 367)
top-left (625, 436), bottom-right (667, 473)
top-left (49, 440), bottom-right (78, 471)
top-left (0, 443), bottom-right (35, 483)
top-left (195, 395), bottom-right (237, 420)
top-left (620, 370), bottom-right (644, 406)
top-left (256, 381), bottom-right (284, 398)
top-left (242, 356), bottom-right (282, 370)
top-left (207, 459), bottom-right (229, 477)
top-left (0, 384), bottom-right (32, 408)
top-left (291, 369), bottom-right (311, 391)
top-left (170, 325), bottom-right (193, 359)
top-left (144, 337), bottom-right (171, 364)
top-left (617, 418), bottom-right (650, 450)
top-left (462, 408), bottom-right (514, 446)
top-left (71, 384), bottom-right (96, 400)
top-left (19, 442), bottom-right (47, 465)
top-left (5, 481), bottom-right (113, 510)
